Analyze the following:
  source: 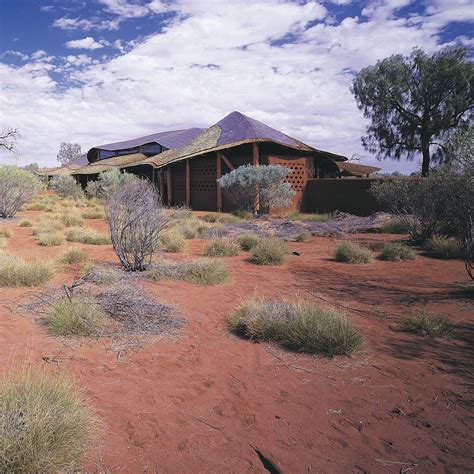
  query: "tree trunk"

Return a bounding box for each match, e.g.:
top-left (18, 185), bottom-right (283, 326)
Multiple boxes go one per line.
top-left (421, 146), bottom-right (430, 177)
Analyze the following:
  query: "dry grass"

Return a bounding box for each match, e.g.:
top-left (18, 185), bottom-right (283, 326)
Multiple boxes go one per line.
top-left (59, 212), bottom-right (84, 227)
top-left (32, 218), bottom-right (64, 236)
top-left (177, 219), bottom-right (209, 240)
top-left (82, 264), bottom-right (124, 285)
top-left (0, 253), bottom-right (55, 287)
top-left (46, 297), bottom-right (104, 337)
top-left (237, 233), bottom-right (261, 251)
top-left (66, 227), bottom-right (111, 245)
top-left (204, 238), bottom-right (240, 257)
top-left (159, 232), bottom-right (186, 253)
top-left (376, 219), bottom-right (411, 234)
top-left (147, 259), bottom-right (229, 285)
top-left (19, 220), bottom-right (32, 227)
top-left (400, 311), bottom-right (453, 338)
top-left (294, 230), bottom-right (310, 242)
top-left (334, 241), bottom-right (372, 264)
top-left (201, 213), bottom-right (242, 224)
top-left (379, 242), bottom-right (416, 261)
top-left (423, 236), bottom-right (464, 259)
top-left (38, 232), bottom-right (64, 246)
top-left (229, 298), bottom-right (362, 357)
top-left (0, 228), bottom-right (11, 238)
top-left (250, 238), bottom-right (289, 265)
top-left (59, 247), bottom-right (89, 264)
top-left (0, 372), bottom-right (96, 473)
top-left (81, 209), bottom-right (105, 220)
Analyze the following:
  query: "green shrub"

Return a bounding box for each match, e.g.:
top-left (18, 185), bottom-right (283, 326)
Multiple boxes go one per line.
top-left (0, 373), bottom-right (96, 472)
top-left (46, 297), bottom-right (104, 337)
top-left (250, 238), bottom-right (289, 265)
top-left (335, 241), bottom-right (372, 264)
top-left (49, 175), bottom-right (83, 200)
top-left (379, 242), bottom-right (416, 261)
top-left (19, 219), bottom-right (32, 227)
top-left (424, 236), bottom-right (464, 259)
top-left (400, 311), bottom-right (453, 338)
top-left (159, 232), bottom-right (186, 253)
top-left (0, 166), bottom-right (43, 218)
top-left (147, 259), bottom-right (229, 285)
top-left (204, 238), bottom-right (240, 257)
top-left (237, 233), bottom-right (261, 251)
top-left (85, 169), bottom-right (138, 199)
top-left (59, 247), bottom-right (88, 264)
top-left (0, 253), bottom-right (55, 287)
top-left (59, 212), bottom-right (84, 227)
top-left (38, 232), bottom-right (64, 246)
top-left (229, 299), bottom-right (362, 357)
top-left (66, 227), bottom-right (111, 245)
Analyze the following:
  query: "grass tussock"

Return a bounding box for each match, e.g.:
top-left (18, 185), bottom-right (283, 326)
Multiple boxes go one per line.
top-left (59, 247), bottom-right (88, 264)
top-left (32, 218), bottom-right (64, 235)
top-left (0, 237), bottom-right (6, 248)
top-left (294, 230), bottom-right (310, 242)
top-left (0, 372), bottom-right (96, 473)
top-left (19, 220), bottom-right (32, 227)
top-left (177, 220), bottom-right (209, 240)
top-left (334, 241), bottom-right (372, 264)
top-left (237, 233), bottom-right (261, 251)
top-left (400, 311), bottom-right (453, 338)
top-left (204, 238), bottom-right (240, 257)
top-left (81, 209), bottom-right (105, 220)
top-left (201, 213), bottom-right (242, 224)
top-left (25, 202), bottom-right (45, 211)
top-left (250, 238), bottom-right (289, 265)
top-left (37, 232), bottom-right (64, 246)
top-left (379, 242), bottom-right (416, 261)
top-left (0, 228), bottom-right (11, 238)
top-left (281, 211), bottom-right (331, 222)
top-left (159, 232), bottom-right (186, 253)
top-left (147, 259), bottom-right (229, 285)
top-left (46, 297), bottom-right (104, 337)
top-left (229, 299), bottom-right (362, 357)
top-left (0, 253), bottom-right (55, 287)
top-left (82, 264), bottom-right (124, 285)
top-left (376, 219), bottom-right (411, 234)
top-left (423, 236), bottom-right (464, 259)
top-left (66, 227), bottom-right (111, 245)
top-left (59, 212), bottom-right (84, 227)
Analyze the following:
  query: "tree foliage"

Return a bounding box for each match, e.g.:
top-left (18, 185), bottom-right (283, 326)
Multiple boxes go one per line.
top-left (86, 168), bottom-right (138, 199)
top-left (0, 166), bottom-right (43, 218)
top-left (218, 164), bottom-right (295, 213)
top-left (105, 180), bottom-right (169, 271)
top-left (49, 175), bottom-right (84, 200)
top-left (435, 126), bottom-right (474, 175)
top-left (352, 46), bottom-right (474, 176)
top-left (57, 142), bottom-right (81, 166)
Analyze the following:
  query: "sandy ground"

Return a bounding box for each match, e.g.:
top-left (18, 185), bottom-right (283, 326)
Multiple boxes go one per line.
top-left (0, 210), bottom-right (473, 473)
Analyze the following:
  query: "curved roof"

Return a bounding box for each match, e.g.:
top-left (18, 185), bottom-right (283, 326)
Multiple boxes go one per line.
top-left (337, 162), bottom-right (381, 176)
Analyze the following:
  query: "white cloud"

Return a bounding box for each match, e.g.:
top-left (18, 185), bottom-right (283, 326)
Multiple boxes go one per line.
top-left (65, 37), bottom-right (105, 50)
top-left (1, 0), bottom-right (472, 174)
top-left (53, 16), bottom-right (121, 31)
top-left (0, 50), bottom-right (29, 61)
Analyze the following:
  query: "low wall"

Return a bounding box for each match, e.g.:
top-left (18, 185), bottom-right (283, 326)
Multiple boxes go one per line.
top-left (305, 178), bottom-right (382, 216)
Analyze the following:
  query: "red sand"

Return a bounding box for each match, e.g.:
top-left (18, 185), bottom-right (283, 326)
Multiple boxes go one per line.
top-left (1, 212), bottom-right (473, 473)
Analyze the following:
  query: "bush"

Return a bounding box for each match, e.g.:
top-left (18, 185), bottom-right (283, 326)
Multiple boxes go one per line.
top-left (204, 238), bottom-right (240, 257)
top-left (86, 169), bottom-right (138, 199)
top-left (46, 297), bottom-right (104, 337)
top-left (159, 232), bottom-right (186, 253)
top-left (379, 242), bottom-right (416, 261)
top-left (0, 165), bottom-right (43, 218)
top-left (228, 299), bottom-right (362, 357)
top-left (424, 236), bottom-right (464, 259)
top-left (250, 238), bottom-right (289, 265)
top-left (237, 233), bottom-right (261, 251)
top-left (66, 227), bottom-right (111, 245)
top-left (49, 175), bottom-right (83, 200)
top-left (0, 253), bottom-right (54, 287)
top-left (218, 164), bottom-right (295, 214)
top-left (335, 241), bottom-right (372, 264)
top-left (106, 181), bottom-right (169, 271)
top-left (59, 211), bottom-right (84, 227)
top-left (19, 219), bottom-right (32, 227)
top-left (60, 247), bottom-right (88, 264)
top-left (147, 259), bottom-right (229, 285)
top-left (38, 232), bottom-right (64, 246)
top-left (400, 311), bottom-right (453, 338)
top-left (0, 373), bottom-right (95, 472)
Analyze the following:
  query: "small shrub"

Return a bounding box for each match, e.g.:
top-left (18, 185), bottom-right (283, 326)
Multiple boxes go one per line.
top-left (335, 241), bottom-right (372, 264)
top-left (250, 238), bottom-right (289, 265)
top-left (377, 219), bottom-right (411, 234)
top-left (0, 253), bottom-right (54, 286)
top-left (0, 166), bottom-right (43, 217)
top-left (19, 219), bottom-right (32, 227)
top-left (46, 297), bottom-right (104, 337)
top-left (59, 212), bottom-right (84, 227)
top-left (400, 311), bottom-right (453, 338)
top-left (86, 169), bottom-right (138, 199)
top-left (237, 233), bottom-right (261, 251)
top-left (60, 247), bottom-right (88, 264)
top-left (0, 228), bottom-right (11, 238)
top-left (159, 232), bottom-right (186, 253)
top-left (66, 227), bottom-right (111, 245)
top-left (424, 236), bottom-right (464, 259)
top-left (81, 209), bottom-right (105, 220)
top-left (228, 299), bottom-right (362, 357)
top-left (0, 373), bottom-right (96, 473)
top-left (379, 242), bottom-right (416, 261)
top-left (38, 232), bottom-right (64, 246)
top-left (294, 230), bottom-right (310, 242)
top-left (49, 175), bottom-right (83, 200)
top-left (204, 238), bottom-right (240, 257)
top-left (147, 259), bottom-right (229, 285)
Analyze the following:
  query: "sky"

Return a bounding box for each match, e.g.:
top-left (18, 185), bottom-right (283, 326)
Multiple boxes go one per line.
top-left (0, 0), bottom-right (473, 173)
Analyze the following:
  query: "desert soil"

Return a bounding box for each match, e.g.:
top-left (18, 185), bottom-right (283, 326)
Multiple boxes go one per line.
top-left (1, 210), bottom-right (473, 473)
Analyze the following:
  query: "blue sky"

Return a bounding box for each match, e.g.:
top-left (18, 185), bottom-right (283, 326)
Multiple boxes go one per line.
top-left (0, 0), bottom-right (473, 171)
